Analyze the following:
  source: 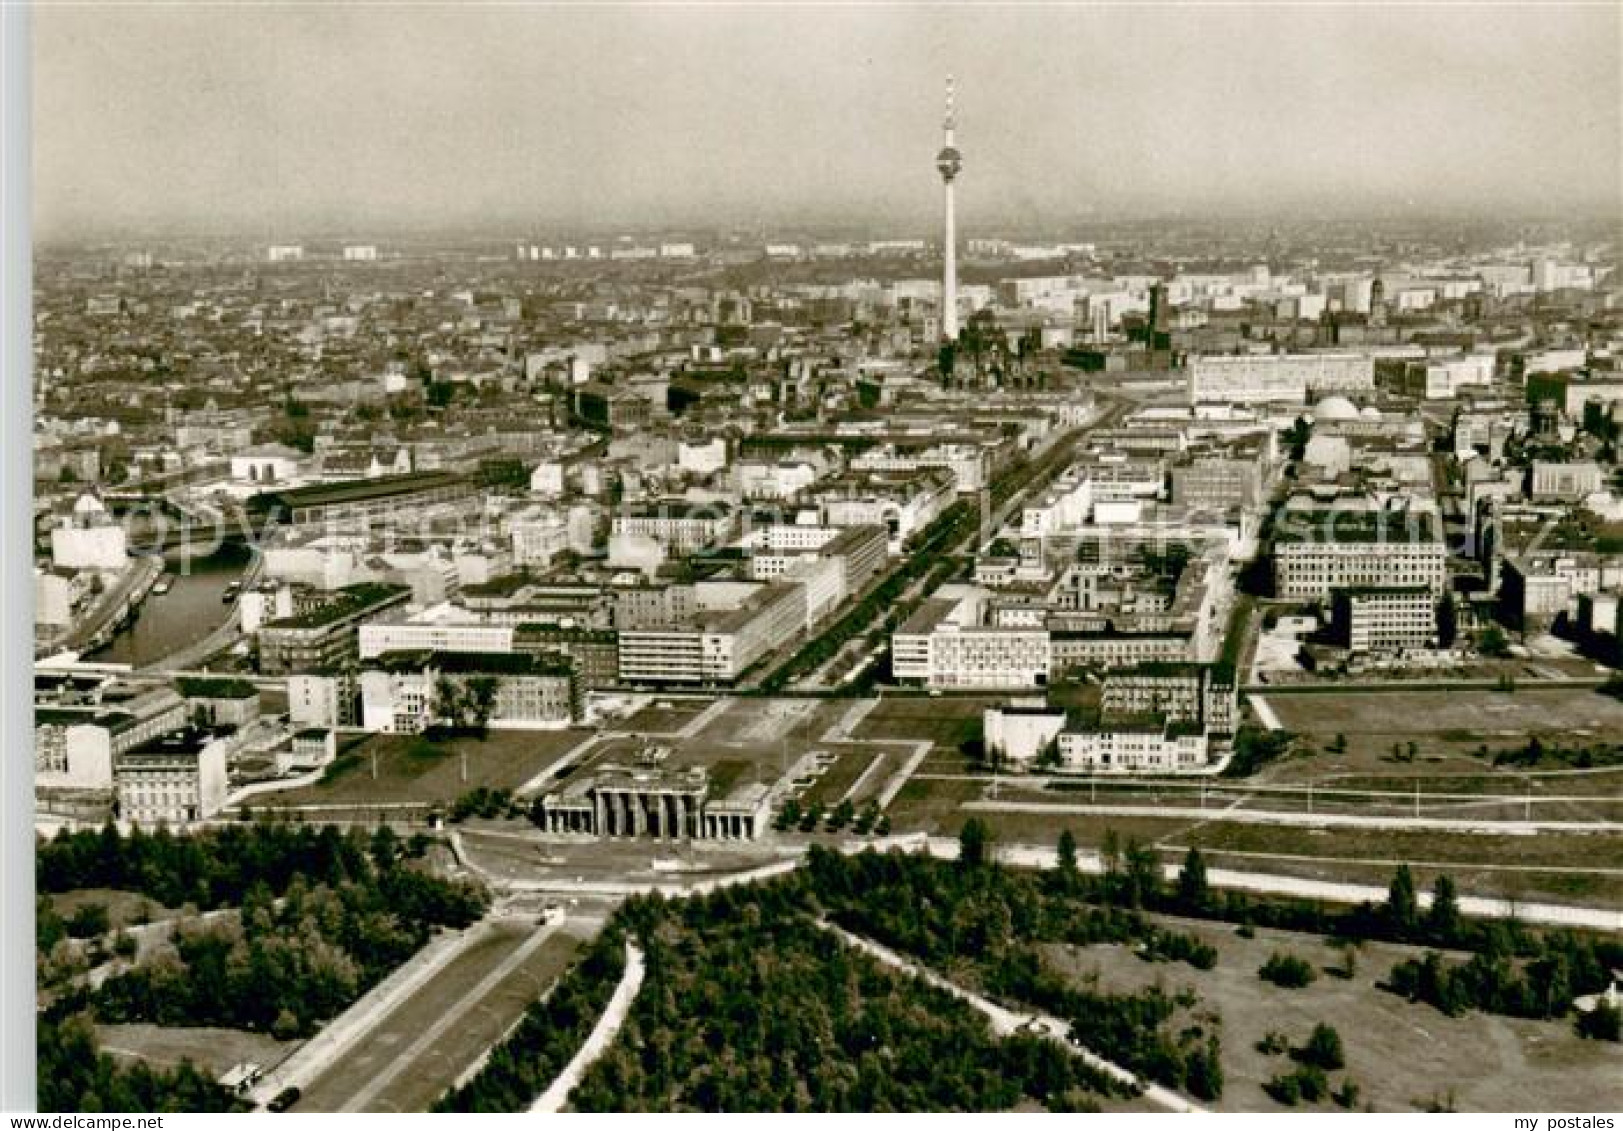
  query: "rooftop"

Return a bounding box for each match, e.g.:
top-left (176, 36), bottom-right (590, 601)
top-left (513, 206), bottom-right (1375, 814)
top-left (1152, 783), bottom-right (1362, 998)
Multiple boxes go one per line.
top-left (263, 582), bottom-right (410, 631)
top-left (367, 649), bottom-right (576, 678)
top-left (249, 471), bottom-right (469, 512)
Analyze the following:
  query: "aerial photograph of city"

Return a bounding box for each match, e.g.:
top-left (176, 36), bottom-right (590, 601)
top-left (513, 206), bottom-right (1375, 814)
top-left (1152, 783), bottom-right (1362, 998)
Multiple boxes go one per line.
top-left (10, 1), bottom-right (1623, 1119)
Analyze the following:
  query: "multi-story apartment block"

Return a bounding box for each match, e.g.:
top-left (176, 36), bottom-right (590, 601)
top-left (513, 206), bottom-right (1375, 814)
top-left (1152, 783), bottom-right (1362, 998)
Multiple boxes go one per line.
top-left (617, 581), bottom-right (806, 684)
top-left (893, 591), bottom-right (1051, 689)
top-left (612, 503), bottom-right (735, 555)
top-left (258, 583), bottom-right (412, 674)
top-left (1188, 352), bottom-right (1373, 406)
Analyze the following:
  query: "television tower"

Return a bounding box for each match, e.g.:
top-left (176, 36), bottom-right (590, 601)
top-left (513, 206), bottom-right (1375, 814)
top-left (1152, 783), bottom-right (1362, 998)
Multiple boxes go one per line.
top-left (936, 75), bottom-right (962, 341)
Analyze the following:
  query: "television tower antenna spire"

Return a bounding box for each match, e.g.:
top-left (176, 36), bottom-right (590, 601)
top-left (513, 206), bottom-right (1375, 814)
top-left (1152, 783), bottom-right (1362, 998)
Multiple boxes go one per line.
top-left (936, 74), bottom-right (963, 342)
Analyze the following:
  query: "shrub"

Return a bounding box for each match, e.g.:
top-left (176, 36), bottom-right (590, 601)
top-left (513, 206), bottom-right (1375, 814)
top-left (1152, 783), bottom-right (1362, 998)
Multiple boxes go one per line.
top-left (1184, 1035), bottom-right (1224, 1101)
top-left (1297, 1023), bottom-right (1345, 1071)
top-left (1294, 1064), bottom-right (1329, 1103)
top-left (1264, 1072), bottom-right (1301, 1106)
top-left (1259, 952), bottom-right (1317, 989)
top-left (66, 903), bottom-right (110, 939)
top-left (1256, 1030), bottom-right (1290, 1056)
top-left (1142, 929), bottom-right (1218, 971)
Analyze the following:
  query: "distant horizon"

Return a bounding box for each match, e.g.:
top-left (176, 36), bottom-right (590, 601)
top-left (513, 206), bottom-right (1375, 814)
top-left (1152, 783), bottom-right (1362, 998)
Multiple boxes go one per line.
top-left (32, 204), bottom-right (1622, 253)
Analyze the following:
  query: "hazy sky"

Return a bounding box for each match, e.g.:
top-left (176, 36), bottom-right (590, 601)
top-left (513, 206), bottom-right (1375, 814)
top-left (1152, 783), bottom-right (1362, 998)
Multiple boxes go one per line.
top-left (34, 3), bottom-right (1623, 239)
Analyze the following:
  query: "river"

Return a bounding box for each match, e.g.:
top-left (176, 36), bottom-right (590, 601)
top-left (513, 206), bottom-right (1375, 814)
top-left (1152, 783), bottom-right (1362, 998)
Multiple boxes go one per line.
top-left (87, 544), bottom-right (251, 668)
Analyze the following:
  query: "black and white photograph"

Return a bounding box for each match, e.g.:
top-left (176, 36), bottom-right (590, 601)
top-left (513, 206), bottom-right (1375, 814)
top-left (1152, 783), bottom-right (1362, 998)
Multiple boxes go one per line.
top-left (4, 0), bottom-right (1622, 1119)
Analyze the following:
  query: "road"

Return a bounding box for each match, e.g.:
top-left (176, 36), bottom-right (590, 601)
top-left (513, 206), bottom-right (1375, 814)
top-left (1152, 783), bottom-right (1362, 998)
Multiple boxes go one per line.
top-left (289, 910), bottom-right (600, 1113)
top-left (895, 837), bottom-right (1623, 932)
top-left (45, 556), bottom-right (164, 656)
top-left (769, 396), bottom-right (1129, 692)
top-left (531, 941), bottom-right (645, 1113)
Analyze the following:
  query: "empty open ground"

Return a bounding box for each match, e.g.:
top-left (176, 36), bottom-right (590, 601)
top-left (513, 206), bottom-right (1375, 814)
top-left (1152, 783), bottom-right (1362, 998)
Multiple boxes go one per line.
top-left (1042, 916), bottom-right (1623, 1112)
top-left (97, 1022), bottom-right (297, 1079)
top-left (618, 698), bottom-right (711, 736)
top-left (1255, 688), bottom-right (1623, 772)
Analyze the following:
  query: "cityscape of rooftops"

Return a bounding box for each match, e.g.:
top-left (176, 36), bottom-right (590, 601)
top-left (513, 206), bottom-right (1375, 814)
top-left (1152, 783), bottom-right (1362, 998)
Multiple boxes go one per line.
top-left (19, 1), bottom-right (1623, 1120)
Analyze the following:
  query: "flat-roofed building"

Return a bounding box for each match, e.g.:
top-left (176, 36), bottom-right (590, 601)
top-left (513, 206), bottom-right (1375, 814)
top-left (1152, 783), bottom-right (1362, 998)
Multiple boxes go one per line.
top-left (893, 591), bottom-right (1051, 690)
top-left (612, 503), bottom-right (734, 555)
top-left (176, 676), bottom-right (261, 728)
top-left (617, 580), bottom-right (806, 684)
top-left (1100, 661), bottom-right (1237, 735)
top-left (1530, 461), bottom-right (1605, 502)
top-left (115, 730), bottom-right (229, 825)
top-left (983, 700), bottom-right (1066, 765)
top-left (1188, 352), bottom-right (1373, 406)
top-left (1273, 502), bottom-right (1446, 600)
top-left (1331, 586), bottom-right (1439, 654)
top-left (1170, 444), bottom-right (1267, 512)
top-left (35, 685), bottom-right (189, 797)
top-left (814, 468), bottom-right (954, 552)
top-left (258, 583), bottom-right (412, 674)
top-left (1058, 722), bottom-right (1211, 774)
top-left (249, 472), bottom-right (478, 530)
top-left (287, 670), bottom-right (358, 729)
top-left (513, 625), bottom-right (620, 687)
top-left (360, 649), bottom-right (580, 733)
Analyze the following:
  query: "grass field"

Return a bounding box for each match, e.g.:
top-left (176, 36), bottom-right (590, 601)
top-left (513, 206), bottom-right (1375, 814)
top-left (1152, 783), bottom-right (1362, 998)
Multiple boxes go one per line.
top-left (1255, 688), bottom-right (1623, 775)
top-left (50, 888), bottom-right (186, 931)
top-left (262, 729), bottom-right (590, 808)
top-left (798, 748), bottom-right (883, 808)
top-left (885, 776), bottom-right (987, 834)
top-left (851, 696), bottom-right (997, 753)
top-left (1042, 917), bottom-right (1623, 1112)
top-left (620, 699), bottom-right (710, 736)
top-left (1003, 777), bottom-right (1623, 823)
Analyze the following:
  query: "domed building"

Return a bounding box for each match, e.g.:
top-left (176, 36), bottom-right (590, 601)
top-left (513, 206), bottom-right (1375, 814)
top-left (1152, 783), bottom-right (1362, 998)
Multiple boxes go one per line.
top-left (1312, 395), bottom-right (1360, 423)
